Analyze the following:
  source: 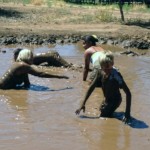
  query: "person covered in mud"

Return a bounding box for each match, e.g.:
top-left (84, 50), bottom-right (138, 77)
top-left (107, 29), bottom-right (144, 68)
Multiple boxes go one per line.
top-left (13, 48), bottom-right (72, 67)
top-left (82, 35), bottom-right (104, 84)
top-left (75, 51), bottom-right (132, 123)
top-left (0, 49), bottom-right (69, 89)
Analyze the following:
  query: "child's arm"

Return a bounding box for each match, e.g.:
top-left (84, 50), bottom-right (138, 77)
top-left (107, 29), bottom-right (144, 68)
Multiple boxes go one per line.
top-left (122, 80), bottom-right (132, 123)
top-left (83, 51), bottom-right (91, 81)
top-left (28, 65), bottom-right (69, 79)
top-left (75, 71), bottom-right (99, 115)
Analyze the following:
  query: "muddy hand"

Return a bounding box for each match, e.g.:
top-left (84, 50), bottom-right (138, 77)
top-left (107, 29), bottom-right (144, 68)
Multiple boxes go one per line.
top-left (75, 106), bottom-right (85, 115)
top-left (122, 116), bottom-right (131, 124)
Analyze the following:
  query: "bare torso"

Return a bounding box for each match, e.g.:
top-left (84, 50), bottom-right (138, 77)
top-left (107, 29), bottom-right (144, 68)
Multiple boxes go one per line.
top-left (0, 62), bottom-right (30, 89)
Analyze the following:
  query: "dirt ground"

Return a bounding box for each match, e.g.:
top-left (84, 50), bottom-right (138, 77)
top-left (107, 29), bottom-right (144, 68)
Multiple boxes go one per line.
top-left (0, 3), bottom-right (150, 40)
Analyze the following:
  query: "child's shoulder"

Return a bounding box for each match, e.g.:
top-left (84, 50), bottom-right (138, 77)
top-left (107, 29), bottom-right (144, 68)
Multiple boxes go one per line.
top-left (111, 67), bottom-right (123, 84)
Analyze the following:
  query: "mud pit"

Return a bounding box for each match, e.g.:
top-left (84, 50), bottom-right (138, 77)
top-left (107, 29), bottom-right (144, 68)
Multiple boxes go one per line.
top-left (0, 44), bottom-right (150, 150)
top-left (0, 3), bottom-right (150, 150)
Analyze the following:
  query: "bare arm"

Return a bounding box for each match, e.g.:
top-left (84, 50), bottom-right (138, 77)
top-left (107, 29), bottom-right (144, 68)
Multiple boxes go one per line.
top-left (83, 52), bottom-right (91, 81)
top-left (30, 65), bottom-right (69, 79)
top-left (76, 71), bottom-right (98, 115)
top-left (122, 80), bottom-right (132, 123)
top-left (20, 64), bottom-right (69, 79)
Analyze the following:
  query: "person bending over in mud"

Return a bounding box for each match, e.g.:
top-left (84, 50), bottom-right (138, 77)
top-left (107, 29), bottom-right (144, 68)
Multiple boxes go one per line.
top-left (13, 48), bottom-right (72, 87)
top-left (75, 51), bottom-right (132, 123)
top-left (33, 51), bottom-right (72, 67)
top-left (82, 35), bottom-right (105, 84)
top-left (13, 48), bottom-right (72, 67)
top-left (0, 49), bottom-right (69, 89)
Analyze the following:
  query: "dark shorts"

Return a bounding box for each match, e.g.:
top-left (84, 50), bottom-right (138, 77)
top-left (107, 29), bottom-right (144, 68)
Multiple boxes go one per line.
top-left (89, 67), bottom-right (102, 87)
top-left (100, 99), bottom-right (122, 117)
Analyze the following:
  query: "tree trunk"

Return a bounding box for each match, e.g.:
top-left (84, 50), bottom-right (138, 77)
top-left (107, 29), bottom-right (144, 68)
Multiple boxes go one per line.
top-left (119, 0), bottom-right (125, 22)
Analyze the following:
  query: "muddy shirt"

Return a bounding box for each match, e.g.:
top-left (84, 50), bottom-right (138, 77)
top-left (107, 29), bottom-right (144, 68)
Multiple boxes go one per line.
top-left (97, 67), bottom-right (123, 103)
top-left (90, 51), bottom-right (105, 68)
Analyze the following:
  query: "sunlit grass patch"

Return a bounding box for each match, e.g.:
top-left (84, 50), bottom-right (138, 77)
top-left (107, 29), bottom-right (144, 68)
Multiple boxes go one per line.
top-left (0, 0), bottom-right (30, 4)
top-left (31, 0), bottom-right (45, 5)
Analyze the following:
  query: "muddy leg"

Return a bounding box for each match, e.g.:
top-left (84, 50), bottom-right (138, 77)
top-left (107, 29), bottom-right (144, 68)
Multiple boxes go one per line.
top-left (33, 51), bottom-right (72, 67)
top-left (48, 51), bottom-right (72, 67)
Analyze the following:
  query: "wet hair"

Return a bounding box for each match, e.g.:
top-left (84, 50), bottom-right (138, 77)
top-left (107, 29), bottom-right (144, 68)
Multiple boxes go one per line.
top-left (99, 51), bottom-right (114, 67)
top-left (16, 49), bottom-right (33, 64)
top-left (83, 35), bottom-right (99, 45)
top-left (13, 48), bottom-right (23, 61)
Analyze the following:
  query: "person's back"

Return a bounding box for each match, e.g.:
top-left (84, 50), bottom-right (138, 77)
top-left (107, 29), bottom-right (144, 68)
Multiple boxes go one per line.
top-left (82, 35), bottom-right (104, 82)
top-left (0, 62), bottom-right (30, 89)
top-left (90, 51), bottom-right (105, 68)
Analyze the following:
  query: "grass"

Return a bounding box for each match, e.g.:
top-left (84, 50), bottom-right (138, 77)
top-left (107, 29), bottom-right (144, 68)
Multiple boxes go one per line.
top-left (121, 3), bottom-right (150, 13)
top-left (0, 0), bottom-right (149, 24)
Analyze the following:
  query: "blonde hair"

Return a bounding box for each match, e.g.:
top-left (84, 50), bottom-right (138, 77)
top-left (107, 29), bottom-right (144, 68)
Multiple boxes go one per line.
top-left (99, 51), bottom-right (114, 67)
top-left (16, 49), bottom-right (33, 64)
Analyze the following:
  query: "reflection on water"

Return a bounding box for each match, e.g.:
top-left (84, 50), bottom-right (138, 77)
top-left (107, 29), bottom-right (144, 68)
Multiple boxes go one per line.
top-left (29, 84), bottom-right (73, 91)
top-left (79, 112), bottom-right (149, 129)
top-left (0, 44), bottom-right (150, 150)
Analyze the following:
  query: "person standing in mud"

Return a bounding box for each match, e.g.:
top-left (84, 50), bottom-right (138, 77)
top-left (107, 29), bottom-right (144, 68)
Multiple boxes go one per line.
top-left (0, 49), bottom-right (69, 89)
top-left (82, 35), bottom-right (104, 84)
top-left (75, 51), bottom-right (132, 123)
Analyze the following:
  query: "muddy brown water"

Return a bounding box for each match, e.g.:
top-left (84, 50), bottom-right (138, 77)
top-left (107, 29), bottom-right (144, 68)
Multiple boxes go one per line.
top-left (0, 44), bottom-right (150, 150)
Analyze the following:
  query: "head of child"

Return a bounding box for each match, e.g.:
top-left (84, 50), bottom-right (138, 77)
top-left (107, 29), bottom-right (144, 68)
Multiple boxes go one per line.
top-left (16, 49), bottom-right (33, 65)
top-left (99, 51), bottom-right (114, 75)
top-left (82, 35), bottom-right (98, 50)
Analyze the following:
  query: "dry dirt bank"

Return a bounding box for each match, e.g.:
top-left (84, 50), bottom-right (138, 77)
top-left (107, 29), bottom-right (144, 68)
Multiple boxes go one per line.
top-left (0, 3), bottom-right (150, 46)
top-left (0, 22), bottom-right (150, 39)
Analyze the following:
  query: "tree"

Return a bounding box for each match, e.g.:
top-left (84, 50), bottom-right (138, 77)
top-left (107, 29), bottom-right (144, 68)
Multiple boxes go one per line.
top-left (119, 0), bottom-right (125, 22)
